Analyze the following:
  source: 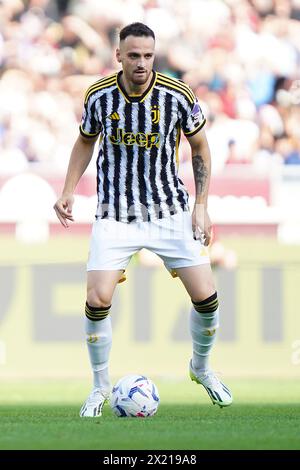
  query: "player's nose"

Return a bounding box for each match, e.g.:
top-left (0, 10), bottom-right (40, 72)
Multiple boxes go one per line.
top-left (137, 59), bottom-right (146, 69)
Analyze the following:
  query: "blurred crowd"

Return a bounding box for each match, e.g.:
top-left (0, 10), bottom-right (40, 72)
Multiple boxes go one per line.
top-left (0, 0), bottom-right (300, 176)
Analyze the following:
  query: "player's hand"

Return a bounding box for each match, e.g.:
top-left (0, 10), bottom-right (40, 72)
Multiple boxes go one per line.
top-left (192, 204), bottom-right (212, 246)
top-left (53, 194), bottom-right (74, 228)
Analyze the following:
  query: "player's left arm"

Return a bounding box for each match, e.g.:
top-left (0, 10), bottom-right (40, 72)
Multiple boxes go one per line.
top-left (186, 128), bottom-right (212, 246)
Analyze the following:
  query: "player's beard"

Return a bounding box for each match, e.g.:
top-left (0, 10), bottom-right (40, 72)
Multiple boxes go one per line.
top-left (131, 69), bottom-right (151, 85)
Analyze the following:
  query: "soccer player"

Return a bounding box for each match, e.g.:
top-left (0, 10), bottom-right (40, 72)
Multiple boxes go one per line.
top-left (54, 22), bottom-right (233, 417)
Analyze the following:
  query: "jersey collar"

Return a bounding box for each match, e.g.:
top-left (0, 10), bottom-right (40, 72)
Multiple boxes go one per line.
top-left (117, 70), bottom-right (156, 103)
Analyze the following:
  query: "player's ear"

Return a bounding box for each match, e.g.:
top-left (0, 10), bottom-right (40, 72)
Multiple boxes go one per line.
top-left (116, 48), bottom-right (121, 63)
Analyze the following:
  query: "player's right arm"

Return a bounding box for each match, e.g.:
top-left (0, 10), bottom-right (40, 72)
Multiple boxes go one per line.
top-left (53, 133), bottom-right (98, 228)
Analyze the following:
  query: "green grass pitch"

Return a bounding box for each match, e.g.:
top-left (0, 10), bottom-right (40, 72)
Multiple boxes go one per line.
top-left (0, 379), bottom-right (299, 450)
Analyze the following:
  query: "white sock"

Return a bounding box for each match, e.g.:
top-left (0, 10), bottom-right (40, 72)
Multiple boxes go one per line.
top-left (190, 306), bottom-right (219, 373)
top-left (85, 316), bottom-right (112, 393)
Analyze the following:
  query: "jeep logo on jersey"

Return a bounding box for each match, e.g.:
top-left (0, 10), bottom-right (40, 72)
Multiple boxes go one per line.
top-left (109, 128), bottom-right (160, 149)
top-left (151, 105), bottom-right (160, 124)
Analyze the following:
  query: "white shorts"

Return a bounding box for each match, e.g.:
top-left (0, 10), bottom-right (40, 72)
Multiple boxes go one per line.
top-left (87, 211), bottom-right (210, 272)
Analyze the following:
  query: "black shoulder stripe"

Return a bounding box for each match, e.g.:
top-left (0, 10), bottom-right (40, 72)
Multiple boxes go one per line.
top-left (85, 73), bottom-right (116, 93)
top-left (156, 78), bottom-right (194, 104)
top-left (156, 79), bottom-right (194, 104)
top-left (84, 74), bottom-right (117, 103)
top-left (156, 73), bottom-right (195, 101)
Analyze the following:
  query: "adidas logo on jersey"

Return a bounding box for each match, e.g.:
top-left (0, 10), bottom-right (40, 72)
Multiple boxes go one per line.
top-left (108, 112), bottom-right (120, 120)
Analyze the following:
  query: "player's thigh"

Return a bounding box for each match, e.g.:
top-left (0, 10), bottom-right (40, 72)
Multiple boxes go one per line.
top-left (87, 270), bottom-right (124, 307)
top-left (175, 264), bottom-right (216, 302)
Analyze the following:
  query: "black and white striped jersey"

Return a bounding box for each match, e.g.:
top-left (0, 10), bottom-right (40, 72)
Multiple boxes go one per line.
top-left (80, 70), bottom-right (206, 223)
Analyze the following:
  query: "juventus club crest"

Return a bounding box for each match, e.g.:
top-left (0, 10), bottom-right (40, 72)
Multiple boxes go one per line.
top-left (151, 105), bottom-right (160, 124)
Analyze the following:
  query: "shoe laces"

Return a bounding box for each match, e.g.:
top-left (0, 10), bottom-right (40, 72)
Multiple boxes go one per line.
top-left (86, 388), bottom-right (106, 405)
top-left (204, 370), bottom-right (223, 387)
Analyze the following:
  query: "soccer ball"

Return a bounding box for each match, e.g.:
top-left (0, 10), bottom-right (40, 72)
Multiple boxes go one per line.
top-left (110, 374), bottom-right (160, 417)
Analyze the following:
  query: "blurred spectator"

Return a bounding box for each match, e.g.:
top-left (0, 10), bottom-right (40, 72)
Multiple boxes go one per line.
top-left (0, 0), bottom-right (299, 175)
top-left (276, 136), bottom-right (300, 164)
top-left (226, 139), bottom-right (251, 165)
top-left (209, 240), bottom-right (238, 270)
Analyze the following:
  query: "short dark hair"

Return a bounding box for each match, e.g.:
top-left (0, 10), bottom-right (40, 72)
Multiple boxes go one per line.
top-left (119, 22), bottom-right (155, 42)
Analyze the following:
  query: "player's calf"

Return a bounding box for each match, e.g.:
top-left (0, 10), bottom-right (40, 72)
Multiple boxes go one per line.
top-left (190, 292), bottom-right (219, 372)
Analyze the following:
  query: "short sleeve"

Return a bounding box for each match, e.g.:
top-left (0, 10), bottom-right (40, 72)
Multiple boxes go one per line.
top-left (179, 89), bottom-right (206, 137)
top-left (79, 93), bottom-right (102, 139)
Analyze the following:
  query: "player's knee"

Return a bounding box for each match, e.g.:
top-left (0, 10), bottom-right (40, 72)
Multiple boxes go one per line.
top-left (86, 287), bottom-right (112, 309)
top-left (85, 287), bottom-right (112, 321)
top-left (192, 291), bottom-right (219, 314)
